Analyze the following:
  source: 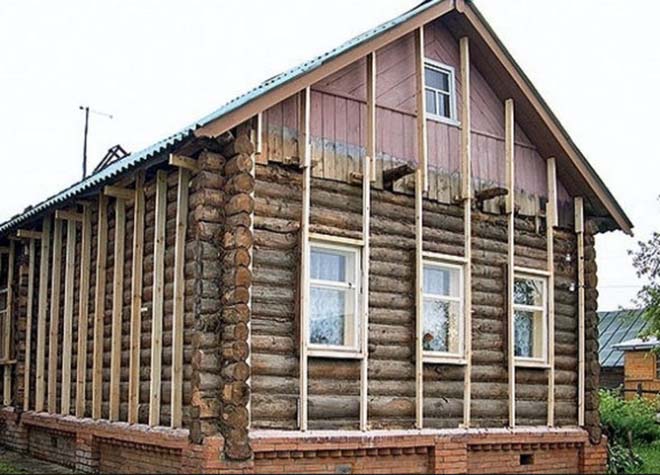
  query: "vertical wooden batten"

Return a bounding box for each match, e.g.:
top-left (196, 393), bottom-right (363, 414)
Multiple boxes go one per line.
top-left (47, 219), bottom-right (63, 414)
top-left (366, 52), bottom-right (377, 180)
top-left (505, 98), bottom-right (516, 428)
top-left (75, 205), bottom-right (92, 418)
top-left (546, 158), bottom-right (558, 426)
top-left (171, 168), bottom-right (190, 429)
top-left (128, 173), bottom-right (145, 424)
top-left (299, 86), bottom-right (311, 431)
top-left (1, 244), bottom-right (13, 406)
top-left (575, 197), bottom-right (585, 427)
top-left (35, 216), bottom-right (52, 411)
top-left (109, 198), bottom-right (126, 421)
top-left (459, 35), bottom-right (473, 428)
top-left (414, 27), bottom-right (428, 191)
top-left (23, 238), bottom-right (37, 410)
top-left (414, 167), bottom-right (424, 429)
top-left (92, 195), bottom-right (108, 419)
top-left (61, 219), bottom-right (77, 415)
top-left (149, 171), bottom-right (168, 427)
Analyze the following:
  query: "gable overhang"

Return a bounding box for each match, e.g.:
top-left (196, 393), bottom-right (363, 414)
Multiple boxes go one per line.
top-left (195, 0), bottom-right (632, 235)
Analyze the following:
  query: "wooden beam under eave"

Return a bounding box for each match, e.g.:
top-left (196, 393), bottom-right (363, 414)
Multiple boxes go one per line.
top-left (366, 52), bottom-right (377, 180)
top-left (75, 204), bottom-right (92, 418)
top-left (47, 219), bottom-right (63, 414)
top-left (575, 197), bottom-right (585, 427)
top-left (104, 185), bottom-right (134, 201)
top-left (149, 171), bottom-right (167, 427)
top-left (505, 98), bottom-right (516, 428)
top-left (109, 198), bottom-right (126, 422)
top-left (16, 229), bottom-right (42, 240)
top-left (546, 157), bottom-right (557, 427)
top-left (60, 219), bottom-right (77, 415)
top-left (171, 168), bottom-right (190, 429)
top-left (414, 27), bottom-right (429, 192)
top-left (459, 35), bottom-right (473, 428)
top-left (169, 153), bottom-right (200, 172)
top-left (34, 216), bottom-right (52, 412)
top-left (92, 195), bottom-right (108, 420)
top-left (55, 210), bottom-right (84, 222)
top-left (23, 238), bottom-right (36, 410)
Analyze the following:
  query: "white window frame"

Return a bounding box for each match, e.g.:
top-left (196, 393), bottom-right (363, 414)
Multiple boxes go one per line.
top-left (423, 58), bottom-right (459, 126)
top-left (513, 271), bottom-right (549, 368)
top-left (422, 258), bottom-right (465, 365)
top-left (307, 239), bottom-right (362, 359)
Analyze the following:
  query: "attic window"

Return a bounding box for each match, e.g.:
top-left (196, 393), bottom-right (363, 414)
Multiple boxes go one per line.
top-left (424, 60), bottom-right (457, 123)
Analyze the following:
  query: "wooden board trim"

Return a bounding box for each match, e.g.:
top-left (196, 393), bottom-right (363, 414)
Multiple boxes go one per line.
top-left (359, 117), bottom-right (371, 431)
top-left (366, 52), bottom-right (377, 180)
top-left (92, 195), bottom-right (108, 419)
top-left (60, 219), bottom-right (77, 415)
top-left (75, 205), bottom-right (92, 418)
top-left (128, 173), bottom-right (145, 424)
top-left (2, 242), bottom-right (15, 406)
top-left (414, 27), bottom-right (429, 192)
top-left (505, 98), bottom-right (516, 428)
top-left (47, 219), bottom-right (63, 414)
top-left (23, 238), bottom-right (36, 410)
top-left (109, 198), bottom-right (126, 421)
top-left (414, 168), bottom-right (424, 429)
top-left (149, 170), bottom-right (168, 427)
top-left (546, 157), bottom-right (557, 427)
top-left (35, 216), bottom-right (52, 412)
top-left (575, 197), bottom-right (585, 427)
top-left (171, 168), bottom-right (190, 429)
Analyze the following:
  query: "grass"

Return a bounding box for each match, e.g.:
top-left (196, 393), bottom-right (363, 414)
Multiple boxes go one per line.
top-left (0, 460), bottom-right (25, 475)
top-left (634, 441), bottom-right (660, 474)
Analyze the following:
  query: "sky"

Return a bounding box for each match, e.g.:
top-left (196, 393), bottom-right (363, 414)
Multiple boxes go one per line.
top-left (0, 0), bottom-right (658, 312)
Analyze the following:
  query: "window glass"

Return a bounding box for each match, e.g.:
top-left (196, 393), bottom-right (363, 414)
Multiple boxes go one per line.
top-left (425, 89), bottom-right (437, 115)
top-left (424, 62), bottom-right (455, 120)
top-left (425, 67), bottom-right (449, 92)
top-left (310, 287), bottom-right (348, 346)
top-left (514, 278), bottom-right (543, 306)
top-left (437, 93), bottom-right (450, 119)
top-left (311, 248), bottom-right (346, 282)
top-left (513, 275), bottom-right (546, 361)
top-left (422, 263), bottom-right (463, 357)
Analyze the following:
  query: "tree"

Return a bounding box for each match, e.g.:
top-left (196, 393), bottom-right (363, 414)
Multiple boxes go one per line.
top-left (629, 230), bottom-right (660, 339)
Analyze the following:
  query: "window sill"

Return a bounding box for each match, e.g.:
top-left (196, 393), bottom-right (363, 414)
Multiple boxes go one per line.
top-left (423, 354), bottom-right (466, 365)
top-left (308, 348), bottom-right (364, 360)
top-left (515, 359), bottom-right (550, 369)
top-left (426, 114), bottom-right (461, 128)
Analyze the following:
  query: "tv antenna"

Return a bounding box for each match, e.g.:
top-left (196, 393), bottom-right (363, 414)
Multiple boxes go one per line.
top-left (80, 106), bottom-right (114, 179)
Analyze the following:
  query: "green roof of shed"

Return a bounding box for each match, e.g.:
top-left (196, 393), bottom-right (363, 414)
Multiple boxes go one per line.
top-left (598, 309), bottom-right (649, 368)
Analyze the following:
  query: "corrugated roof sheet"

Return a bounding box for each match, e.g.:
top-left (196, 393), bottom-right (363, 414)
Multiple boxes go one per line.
top-left (598, 309), bottom-right (649, 368)
top-left (0, 0), bottom-right (445, 235)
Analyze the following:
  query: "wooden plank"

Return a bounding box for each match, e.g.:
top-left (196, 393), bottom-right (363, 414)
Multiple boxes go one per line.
top-left (459, 36), bottom-right (473, 428)
top-left (60, 219), bottom-right (77, 415)
top-left (149, 170), bottom-right (168, 427)
top-left (546, 157), bottom-right (557, 427)
top-left (414, 168), bottom-right (424, 429)
top-left (92, 195), bottom-right (108, 419)
top-left (47, 219), bottom-right (63, 413)
top-left (104, 185), bottom-right (133, 201)
top-left (171, 168), bottom-right (190, 429)
top-left (128, 173), bottom-right (145, 424)
top-left (360, 111), bottom-right (371, 431)
top-left (505, 98), bottom-right (516, 428)
top-left (35, 216), bottom-right (52, 412)
top-left (55, 210), bottom-right (84, 222)
top-left (22, 238), bottom-right (36, 410)
top-left (109, 198), bottom-right (126, 421)
top-left (299, 86), bottom-right (312, 431)
top-left (2, 242), bottom-right (15, 406)
top-left (366, 52), bottom-right (377, 180)
top-left (16, 229), bottom-right (42, 240)
top-left (169, 154), bottom-right (200, 172)
top-left (414, 27), bottom-right (428, 191)
top-left (575, 196), bottom-right (585, 427)
top-left (75, 205), bottom-right (92, 418)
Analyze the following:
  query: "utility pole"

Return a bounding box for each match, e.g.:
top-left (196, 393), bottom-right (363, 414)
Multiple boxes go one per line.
top-left (79, 106), bottom-right (114, 179)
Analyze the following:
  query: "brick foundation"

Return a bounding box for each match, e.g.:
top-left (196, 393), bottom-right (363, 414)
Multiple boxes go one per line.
top-left (0, 408), bottom-right (607, 474)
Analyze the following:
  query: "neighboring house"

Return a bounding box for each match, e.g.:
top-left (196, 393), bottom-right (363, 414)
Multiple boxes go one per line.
top-left (599, 309), bottom-right (649, 389)
top-left (0, 0), bottom-right (630, 473)
top-left (614, 337), bottom-right (660, 401)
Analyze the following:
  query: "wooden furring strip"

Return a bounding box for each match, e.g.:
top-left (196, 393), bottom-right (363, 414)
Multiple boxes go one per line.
top-left (459, 35), bottom-right (473, 428)
top-left (414, 27), bottom-right (428, 192)
top-left (75, 204), bottom-right (92, 418)
top-left (575, 197), bottom-right (585, 427)
top-left (128, 172), bottom-right (145, 424)
top-left (23, 238), bottom-right (36, 410)
top-left (546, 157), bottom-right (557, 427)
top-left (109, 198), bottom-right (126, 421)
top-left (299, 86), bottom-right (311, 431)
top-left (35, 216), bottom-right (52, 412)
top-left (92, 195), bottom-right (108, 419)
top-left (366, 52), bottom-right (377, 180)
top-left (60, 219), bottom-right (77, 415)
top-left (171, 168), bottom-right (190, 429)
top-left (149, 170), bottom-right (167, 427)
top-left (414, 167), bottom-right (424, 429)
top-left (505, 98), bottom-right (516, 428)
top-left (47, 219), bottom-right (63, 414)
top-left (2, 242), bottom-right (15, 406)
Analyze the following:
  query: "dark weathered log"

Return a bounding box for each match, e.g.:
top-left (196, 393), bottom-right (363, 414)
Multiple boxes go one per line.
top-left (383, 164), bottom-right (415, 190)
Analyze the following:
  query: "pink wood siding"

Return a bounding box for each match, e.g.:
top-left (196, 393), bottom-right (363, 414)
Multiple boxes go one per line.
top-left (262, 18), bottom-right (571, 216)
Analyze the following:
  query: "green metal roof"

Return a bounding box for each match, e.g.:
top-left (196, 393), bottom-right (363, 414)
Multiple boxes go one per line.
top-left (598, 309), bottom-right (649, 368)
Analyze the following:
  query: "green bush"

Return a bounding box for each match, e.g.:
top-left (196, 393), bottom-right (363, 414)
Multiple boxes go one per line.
top-left (607, 442), bottom-right (643, 475)
top-left (600, 390), bottom-right (660, 444)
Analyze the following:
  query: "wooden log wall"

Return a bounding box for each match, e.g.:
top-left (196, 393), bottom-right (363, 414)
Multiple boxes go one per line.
top-left (250, 158), bottom-right (583, 431)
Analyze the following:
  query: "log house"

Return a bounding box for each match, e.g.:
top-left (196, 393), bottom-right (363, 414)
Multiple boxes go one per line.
top-left (0, 1), bottom-right (630, 473)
